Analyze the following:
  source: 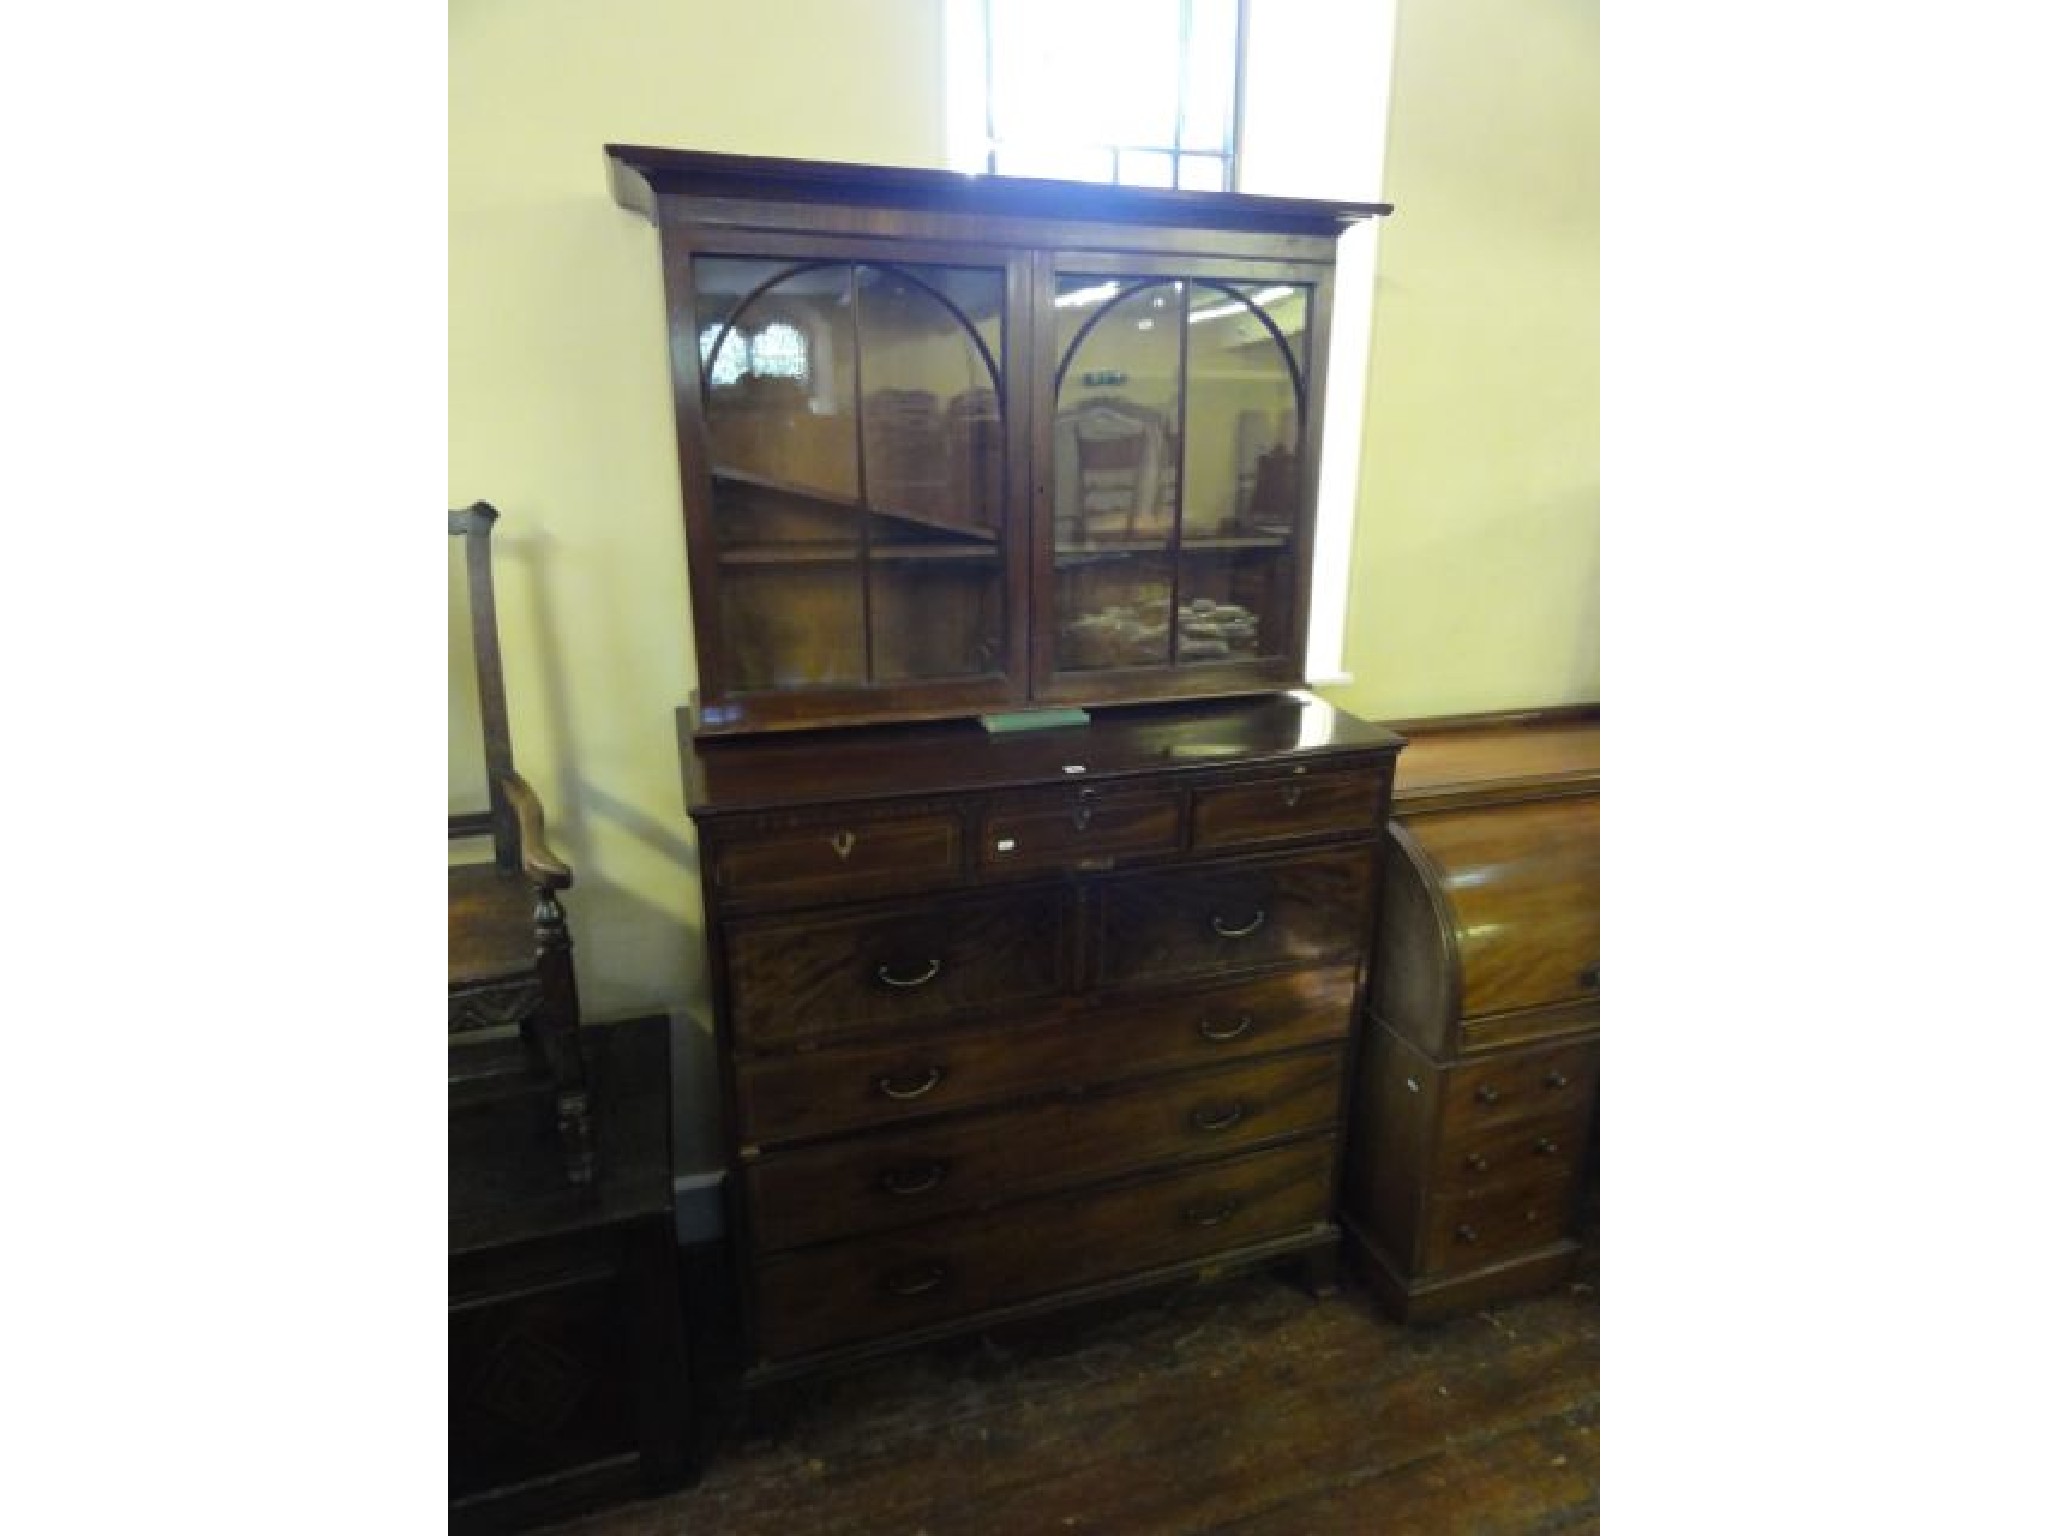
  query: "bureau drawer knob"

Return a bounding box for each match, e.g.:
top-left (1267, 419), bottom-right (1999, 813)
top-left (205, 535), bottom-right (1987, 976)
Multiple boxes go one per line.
top-left (1182, 1198), bottom-right (1242, 1229)
top-left (1210, 908), bottom-right (1267, 940)
top-left (1198, 1013), bottom-right (1255, 1042)
top-left (881, 1260), bottom-right (951, 1298)
top-left (1189, 1101), bottom-right (1247, 1133)
top-left (876, 957), bottom-right (943, 989)
top-left (1464, 1152), bottom-right (1490, 1173)
top-left (1454, 1223), bottom-right (1479, 1244)
top-left (1534, 1137), bottom-right (1560, 1157)
top-left (1543, 1071), bottom-right (1571, 1090)
top-left (1475, 1085), bottom-right (1501, 1106)
top-left (875, 1065), bottom-right (945, 1101)
top-left (878, 1160), bottom-right (950, 1197)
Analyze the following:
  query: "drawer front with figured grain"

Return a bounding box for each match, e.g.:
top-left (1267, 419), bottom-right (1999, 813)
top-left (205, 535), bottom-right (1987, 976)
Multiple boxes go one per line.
top-left (1420, 1175), bottom-right (1580, 1274)
top-left (751, 1135), bottom-right (1337, 1361)
top-left (1191, 763), bottom-right (1388, 851)
top-left (733, 966), bottom-right (1358, 1146)
top-left (979, 783), bottom-right (1182, 875)
top-left (710, 810), bottom-right (963, 905)
top-left (723, 887), bottom-right (1066, 1050)
top-left (745, 1048), bottom-right (1345, 1251)
top-left (1439, 1039), bottom-right (1597, 1143)
top-left (1096, 847), bottom-right (1375, 989)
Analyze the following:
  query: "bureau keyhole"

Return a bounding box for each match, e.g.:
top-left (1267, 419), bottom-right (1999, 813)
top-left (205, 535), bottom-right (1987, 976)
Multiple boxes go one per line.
top-left (830, 830), bottom-right (856, 861)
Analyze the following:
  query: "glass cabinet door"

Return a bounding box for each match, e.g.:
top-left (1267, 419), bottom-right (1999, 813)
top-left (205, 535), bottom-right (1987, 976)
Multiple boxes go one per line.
top-left (1046, 270), bottom-right (1311, 695)
top-left (692, 256), bottom-right (1013, 716)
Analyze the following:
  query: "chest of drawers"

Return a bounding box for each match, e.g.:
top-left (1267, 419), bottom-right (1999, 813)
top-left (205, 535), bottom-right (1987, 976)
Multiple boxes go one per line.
top-left (1338, 708), bottom-right (1599, 1321)
top-left (685, 694), bottom-right (1401, 1379)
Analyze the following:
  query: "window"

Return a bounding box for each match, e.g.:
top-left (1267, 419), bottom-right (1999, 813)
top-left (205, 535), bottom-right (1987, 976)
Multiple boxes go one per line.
top-left (699, 319), bottom-right (811, 390)
top-left (948, 0), bottom-right (1244, 191)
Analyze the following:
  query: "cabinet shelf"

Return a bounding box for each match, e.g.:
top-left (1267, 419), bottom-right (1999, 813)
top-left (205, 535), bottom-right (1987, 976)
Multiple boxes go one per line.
top-left (719, 543), bottom-right (1002, 568)
top-left (713, 466), bottom-right (998, 545)
top-left (1054, 534), bottom-right (1291, 565)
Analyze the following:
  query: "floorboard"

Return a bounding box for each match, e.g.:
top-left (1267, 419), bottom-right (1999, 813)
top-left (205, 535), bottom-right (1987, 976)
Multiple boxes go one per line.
top-left (544, 1256), bottom-right (1598, 1535)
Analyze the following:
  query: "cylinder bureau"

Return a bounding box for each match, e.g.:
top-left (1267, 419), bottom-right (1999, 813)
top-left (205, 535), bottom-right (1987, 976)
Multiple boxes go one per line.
top-left (1339, 708), bottom-right (1599, 1321)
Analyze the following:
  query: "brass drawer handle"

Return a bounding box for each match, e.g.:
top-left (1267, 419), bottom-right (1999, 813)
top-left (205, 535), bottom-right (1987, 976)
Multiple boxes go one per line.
top-left (881, 1260), bottom-right (950, 1298)
top-left (1464, 1152), bottom-right (1490, 1173)
top-left (1189, 1101), bottom-right (1247, 1133)
top-left (1475, 1084), bottom-right (1501, 1106)
top-left (877, 957), bottom-right (942, 989)
top-left (1197, 1013), bottom-right (1254, 1042)
top-left (1454, 1223), bottom-right (1479, 1245)
top-left (878, 1160), bottom-right (949, 1196)
top-left (875, 1065), bottom-right (945, 1101)
top-left (1543, 1070), bottom-right (1571, 1090)
top-left (1534, 1137), bottom-right (1560, 1157)
top-left (1182, 1198), bottom-right (1241, 1229)
top-left (1281, 784), bottom-right (1304, 808)
top-left (1210, 908), bottom-right (1267, 939)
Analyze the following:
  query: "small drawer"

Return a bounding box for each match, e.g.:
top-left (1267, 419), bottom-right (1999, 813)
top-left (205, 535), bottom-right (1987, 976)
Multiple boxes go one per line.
top-left (1191, 763), bottom-right (1388, 851)
top-left (980, 784), bottom-right (1181, 874)
top-left (724, 888), bottom-right (1065, 1050)
top-left (1420, 1176), bottom-right (1580, 1274)
top-left (1439, 1040), bottom-right (1597, 1141)
top-left (1431, 1110), bottom-right (1591, 1197)
top-left (1097, 847), bottom-right (1374, 989)
top-left (710, 811), bottom-right (962, 904)
top-left (745, 1048), bottom-right (1344, 1252)
top-left (734, 966), bottom-right (1357, 1146)
top-left (751, 1136), bottom-right (1336, 1361)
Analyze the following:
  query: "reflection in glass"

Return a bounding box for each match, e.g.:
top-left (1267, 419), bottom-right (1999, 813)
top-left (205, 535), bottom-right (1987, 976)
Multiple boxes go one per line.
top-left (856, 265), bottom-right (1005, 537)
top-left (1053, 278), bottom-right (1182, 549)
top-left (696, 260), bottom-right (859, 506)
top-left (692, 257), bottom-right (1009, 691)
top-left (1051, 272), bottom-right (1310, 674)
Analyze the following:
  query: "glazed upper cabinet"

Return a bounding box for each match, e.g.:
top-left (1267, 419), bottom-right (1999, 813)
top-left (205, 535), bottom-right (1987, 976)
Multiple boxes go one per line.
top-left (607, 147), bottom-right (1390, 735)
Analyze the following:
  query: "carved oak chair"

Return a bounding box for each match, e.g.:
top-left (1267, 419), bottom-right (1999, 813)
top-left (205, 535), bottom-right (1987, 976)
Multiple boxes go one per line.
top-left (449, 502), bottom-right (593, 1183)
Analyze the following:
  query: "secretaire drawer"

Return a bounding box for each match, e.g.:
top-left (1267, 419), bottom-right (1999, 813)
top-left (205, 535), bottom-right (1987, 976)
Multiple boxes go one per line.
top-left (745, 1048), bottom-right (1345, 1252)
top-left (733, 966), bottom-right (1357, 1146)
top-left (1438, 1039), bottom-right (1597, 1142)
top-left (979, 783), bottom-right (1181, 875)
top-left (751, 1135), bottom-right (1337, 1361)
top-left (723, 888), bottom-right (1065, 1049)
top-left (1096, 847), bottom-right (1375, 989)
top-left (707, 809), bottom-right (963, 904)
top-left (1191, 763), bottom-right (1389, 851)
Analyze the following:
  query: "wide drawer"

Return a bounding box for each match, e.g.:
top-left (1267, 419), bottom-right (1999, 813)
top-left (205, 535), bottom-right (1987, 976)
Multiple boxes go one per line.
top-left (1191, 763), bottom-right (1389, 851)
top-left (746, 1048), bottom-right (1345, 1252)
top-left (1439, 1039), bottom-right (1598, 1142)
top-left (751, 1135), bottom-right (1336, 1361)
top-left (1096, 847), bottom-right (1375, 989)
top-left (1420, 1174), bottom-right (1580, 1274)
top-left (980, 783), bottom-right (1181, 875)
top-left (723, 887), bottom-right (1066, 1049)
top-left (708, 809), bottom-right (963, 905)
top-left (1429, 1108), bottom-right (1591, 1198)
top-left (734, 966), bottom-right (1357, 1146)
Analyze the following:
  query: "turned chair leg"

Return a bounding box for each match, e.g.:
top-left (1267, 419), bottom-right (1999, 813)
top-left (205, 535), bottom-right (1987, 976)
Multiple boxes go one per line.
top-left (533, 886), bottom-right (596, 1184)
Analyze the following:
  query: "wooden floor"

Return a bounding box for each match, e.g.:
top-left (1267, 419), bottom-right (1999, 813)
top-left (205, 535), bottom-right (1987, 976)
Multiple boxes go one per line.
top-left (545, 1252), bottom-right (1598, 1536)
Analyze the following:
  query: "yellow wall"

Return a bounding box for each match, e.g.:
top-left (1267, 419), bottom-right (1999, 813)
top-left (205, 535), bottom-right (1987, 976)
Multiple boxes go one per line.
top-left (1319, 0), bottom-right (1600, 721)
top-left (450, 0), bottom-right (946, 1163)
top-left (450, 0), bottom-right (1595, 1166)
